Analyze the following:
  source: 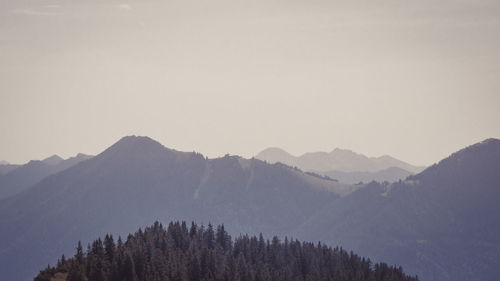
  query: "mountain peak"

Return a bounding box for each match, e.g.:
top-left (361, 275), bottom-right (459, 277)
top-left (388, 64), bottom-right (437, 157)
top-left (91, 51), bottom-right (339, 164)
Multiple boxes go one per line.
top-left (330, 148), bottom-right (356, 154)
top-left (98, 135), bottom-right (169, 160)
top-left (0, 160), bottom-right (9, 165)
top-left (42, 155), bottom-right (64, 166)
top-left (117, 135), bottom-right (156, 143)
top-left (114, 135), bottom-right (163, 148)
top-left (257, 147), bottom-right (293, 156)
top-left (255, 147), bottom-right (296, 164)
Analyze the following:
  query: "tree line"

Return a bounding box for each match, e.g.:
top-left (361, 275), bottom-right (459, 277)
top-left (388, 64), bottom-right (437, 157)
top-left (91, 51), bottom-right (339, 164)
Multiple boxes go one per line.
top-left (35, 221), bottom-right (418, 281)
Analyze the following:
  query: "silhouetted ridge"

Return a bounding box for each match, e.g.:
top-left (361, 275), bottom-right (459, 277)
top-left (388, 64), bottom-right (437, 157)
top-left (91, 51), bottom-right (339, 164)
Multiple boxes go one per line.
top-left (412, 138), bottom-right (500, 183)
top-left (7, 137), bottom-right (500, 281)
top-left (256, 146), bottom-right (424, 175)
top-left (35, 221), bottom-right (418, 281)
top-left (0, 163), bottom-right (19, 175)
top-left (74, 153), bottom-right (92, 159)
top-left (0, 151), bottom-right (95, 199)
top-left (42, 155), bottom-right (64, 166)
top-left (94, 135), bottom-right (195, 166)
top-left (0, 135), bottom-right (350, 281)
top-left (102, 135), bottom-right (167, 155)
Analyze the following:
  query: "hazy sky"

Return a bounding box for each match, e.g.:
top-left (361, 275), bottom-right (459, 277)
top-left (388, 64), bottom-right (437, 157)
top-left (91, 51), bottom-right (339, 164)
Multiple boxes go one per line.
top-left (1, 0), bottom-right (499, 166)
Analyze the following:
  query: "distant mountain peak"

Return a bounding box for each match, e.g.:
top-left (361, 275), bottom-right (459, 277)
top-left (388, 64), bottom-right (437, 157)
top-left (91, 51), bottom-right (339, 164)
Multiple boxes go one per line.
top-left (257, 147), bottom-right (294, 157)
top-left (256, 146), bottom-right (423, 174)
top-left (260, 147), bottom-right (288, 152)
top-left (0, 160), bottom-right (9, 165)
top-left (42, 155), bottom-right (63, 166)
top-left (255, 147), bottom-right (296, 166)
top-left (330, 148), bottom-right (356, 154)
top-left (106, 135), bottom-right (165, 152)
top-left (377, 154), bottom-right (394, 160)
top-left (116, 135), bottom-right (158, 144)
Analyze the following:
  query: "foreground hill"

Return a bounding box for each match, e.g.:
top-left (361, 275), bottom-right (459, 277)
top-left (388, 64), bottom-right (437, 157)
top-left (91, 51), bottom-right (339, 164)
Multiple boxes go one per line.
top-left (255, 147), bottom-right (424, 183)
top-left (0, 153), bottom-right (92, 199)
top-left (296, 138), bottom-right (500, 281)
top-left (0, 136), bottom-right (349, 281)
top-left (35, 221), bottom-right (418, 281)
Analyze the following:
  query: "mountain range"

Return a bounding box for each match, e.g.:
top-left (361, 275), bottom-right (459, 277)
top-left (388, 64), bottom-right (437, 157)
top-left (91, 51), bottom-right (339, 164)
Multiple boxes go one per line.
top-left (0, 153), bottom-right (92, 199)
top-left (256, 147), bottom-right (425, 184)
top-left (0, 136), bottom-right (499, 281)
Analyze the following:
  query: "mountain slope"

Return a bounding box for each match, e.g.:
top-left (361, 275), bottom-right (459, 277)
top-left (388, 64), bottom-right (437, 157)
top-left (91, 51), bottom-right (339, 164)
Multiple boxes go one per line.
top-left (0, 136), bottom-right (344, 281)
top-left (0, 153), bottom-right (92, 199)
top-left (295, 138), bottom-right (500, 281)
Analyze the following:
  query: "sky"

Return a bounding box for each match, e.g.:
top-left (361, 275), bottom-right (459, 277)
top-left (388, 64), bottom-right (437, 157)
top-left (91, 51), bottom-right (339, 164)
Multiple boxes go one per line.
top-left (1, 0), bottom-right (499, 166)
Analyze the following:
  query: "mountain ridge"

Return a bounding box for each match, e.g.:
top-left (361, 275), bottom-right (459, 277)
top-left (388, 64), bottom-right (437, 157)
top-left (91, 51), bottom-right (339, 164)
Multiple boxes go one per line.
top-left (1, 136), bottom-right (499, 281)
top-left (256, 146), bottom-right (425, 184)
top-left (295, 137), bottom-right (500, 281)
top-left (0, 136), bottom-right (345, 281)
top-left (0, 153), bottom-right (93, 199)
top-left (41, 155), bottom-right (64, 166)
top-left (256, 147), bottom-right (424, 173)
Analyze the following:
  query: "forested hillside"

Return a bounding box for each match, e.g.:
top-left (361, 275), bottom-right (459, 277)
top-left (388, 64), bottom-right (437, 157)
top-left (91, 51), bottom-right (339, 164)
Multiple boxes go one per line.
top-left (35, 221), bottom-right (418, 281)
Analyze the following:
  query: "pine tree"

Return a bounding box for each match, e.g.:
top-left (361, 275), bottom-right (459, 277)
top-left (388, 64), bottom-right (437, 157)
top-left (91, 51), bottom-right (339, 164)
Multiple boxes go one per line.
top-left (67, 261), bottom-right (87, 281)
top-left (123, 252), bottom-right (138, 281)
top-left (35, 221), bottom-right (419, 281)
